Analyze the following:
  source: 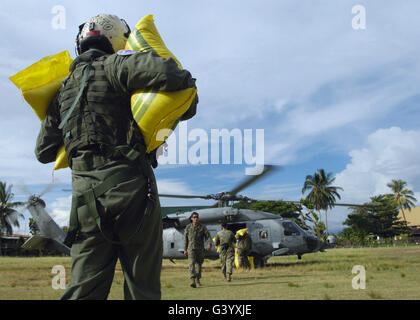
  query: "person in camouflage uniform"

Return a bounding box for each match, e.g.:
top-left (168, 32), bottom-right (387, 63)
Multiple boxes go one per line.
top-left (237, 230), bottom-right (252, 269)
top-left (35, 14), bottom-right (197, 300)
top-left (183, 212), bottom-right (211, 288)
top-left (214, 222), bottom-right (235, 282)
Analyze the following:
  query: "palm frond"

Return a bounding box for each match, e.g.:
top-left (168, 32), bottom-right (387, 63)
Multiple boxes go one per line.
top-left (0, 181), bottom-right (24, 235)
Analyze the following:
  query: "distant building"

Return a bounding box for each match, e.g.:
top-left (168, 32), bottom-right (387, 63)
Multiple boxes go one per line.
top-left (398, 207), bottom-right (420, 235)
top-left (0, 233), bottom-right (30, 256)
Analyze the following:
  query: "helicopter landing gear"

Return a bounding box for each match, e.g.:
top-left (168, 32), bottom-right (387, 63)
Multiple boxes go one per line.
top-left (253, 256), bottom-right (266, 268)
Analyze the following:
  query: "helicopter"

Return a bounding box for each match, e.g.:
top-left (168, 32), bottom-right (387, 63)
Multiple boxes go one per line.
top-left (159, 165), bottom-right (360, 267)
top-left (19, 165), bottom-right (362, 266)
top-left (17, 185), bottom-right (70, 256)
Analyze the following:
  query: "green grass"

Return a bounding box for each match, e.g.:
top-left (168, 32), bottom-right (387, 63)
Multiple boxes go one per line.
top-left (1, 246), bottom-right (420, 300)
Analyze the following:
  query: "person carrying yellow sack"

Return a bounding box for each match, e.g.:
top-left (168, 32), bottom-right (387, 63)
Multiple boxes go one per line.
top-left (214, 222), bottom-right (236, 282)
top-left (236, 228), bottom-right (253, 269)
top-left (34, 14), bottom-right (198, 300)
top-left (11, 14), bottom-right (197, 170)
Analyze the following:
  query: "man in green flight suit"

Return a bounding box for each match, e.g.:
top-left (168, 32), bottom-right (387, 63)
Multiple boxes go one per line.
top-left (236, 229), bottom-right (252, 269)
top-left (35, 14), bottom-right (198, 300)
top-left (183, 212), bottom-right (212, 288)
top-left (214, 222), bottom-right (235, 282)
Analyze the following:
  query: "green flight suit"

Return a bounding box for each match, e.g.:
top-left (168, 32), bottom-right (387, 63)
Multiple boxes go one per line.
top-left (183, 223), bottom-right (211, 280)
top-left (35, 48), bottom-right (197, 300)
top-left (214, 229), bottom-right (235, 277)
top-left (237, 233), bottom-right (252, 269)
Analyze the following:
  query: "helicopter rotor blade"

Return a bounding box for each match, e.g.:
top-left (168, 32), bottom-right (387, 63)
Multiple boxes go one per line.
top-left (9, 201), bottom-right (30, 213)
top-left (245, 198), bottom-right (366, 208)
top-left (39, 183), bottom-right (57, 197)
top-left (159, 194), bottom-right (211, 200)
top-left (229, 165), bottom-right (279, 196)
top-left (16, 180), bottom-right (57, 199)
top-left (15, 181), bottom-right (32, 198)
top-left (286, 200), bottom-right (365, 208)
top-left (15, 200), bottom-right (29, 207)
top-left (333, 203), bottom-right (365, 207)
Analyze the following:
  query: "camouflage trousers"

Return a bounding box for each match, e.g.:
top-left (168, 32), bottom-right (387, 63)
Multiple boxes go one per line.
top-left (61, 153), bottom-right (163, 300)
top-left (238, 249), bottom-right (251, 269)
top-left (219, 247), bottom-right (235, 275)
top-left (188, 249), bottom-right (204, 279)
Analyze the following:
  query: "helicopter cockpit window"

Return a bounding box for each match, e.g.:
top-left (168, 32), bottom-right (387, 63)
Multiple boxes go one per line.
top-left (282, 222), bottom-right (300, 236)
top-left (259, 230), bottom-right (269, 239)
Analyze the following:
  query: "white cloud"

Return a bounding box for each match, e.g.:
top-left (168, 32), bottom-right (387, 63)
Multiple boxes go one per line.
top-left (328, 127), bottom-right (420, 232)
top-left (336, 127), bottom-right (420, 199)
top-left (157, 179), bottom-right (194, 194)
top-left (263, 59), bottom-right (420, 166)
top-left (49, 195), bottom-right (72, 227)
top-left (157, 178), bottom-right (210, 207)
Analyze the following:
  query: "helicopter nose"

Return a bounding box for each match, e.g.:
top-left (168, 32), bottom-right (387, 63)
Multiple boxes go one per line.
top-left (305, 236), bottom-right (323, 252)
top-left (316, 237), bottom-right (328, 252)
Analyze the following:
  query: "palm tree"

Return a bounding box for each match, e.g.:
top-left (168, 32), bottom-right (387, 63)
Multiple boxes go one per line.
top-left (301, 169), bottom-right (343, 236)
top-left (0, 182), bottom-right (24, 235)
top-left (386, 179), bottom-right (417, 226)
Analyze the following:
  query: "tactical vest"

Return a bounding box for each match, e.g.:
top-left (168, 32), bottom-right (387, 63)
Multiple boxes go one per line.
top-left (58, 54), bottom-right (132, 161)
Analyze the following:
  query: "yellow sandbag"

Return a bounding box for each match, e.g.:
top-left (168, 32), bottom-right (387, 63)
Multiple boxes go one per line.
top-left (54, 145), bottom-right (68, 170)
top-left (9, 51), bottom-right (72, 170)
top-left (125, 14), bottom-right (197, 153)
top-left (235, 228), bottom-right (248, 238)
top-left (212, 237), bottom-right (220, 253)
top-left (234, 252), bottom-right (254, 269)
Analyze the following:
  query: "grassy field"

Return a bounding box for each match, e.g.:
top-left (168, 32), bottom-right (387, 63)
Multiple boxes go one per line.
top-left (0, 246), bottom-right (419, 300)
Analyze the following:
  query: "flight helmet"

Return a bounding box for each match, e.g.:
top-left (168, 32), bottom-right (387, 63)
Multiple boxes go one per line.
top-left (76, 14), bottom-right (131, 55)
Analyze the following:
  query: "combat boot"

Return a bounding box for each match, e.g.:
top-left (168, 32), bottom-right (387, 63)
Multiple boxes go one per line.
top-left (227, 273), bottom-right (232, 282)
top-left (196, 278), bottom-right (202, 286)
top-left (190, 278), bottom-right (196, 288)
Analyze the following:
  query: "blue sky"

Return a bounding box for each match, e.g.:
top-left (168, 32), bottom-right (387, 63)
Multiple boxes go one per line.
top-left (1, 0), bottom-right (420, 234)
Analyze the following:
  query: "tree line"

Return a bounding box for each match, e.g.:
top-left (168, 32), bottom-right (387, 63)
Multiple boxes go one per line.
top-left (234, 169), bottom-right (418, 244)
